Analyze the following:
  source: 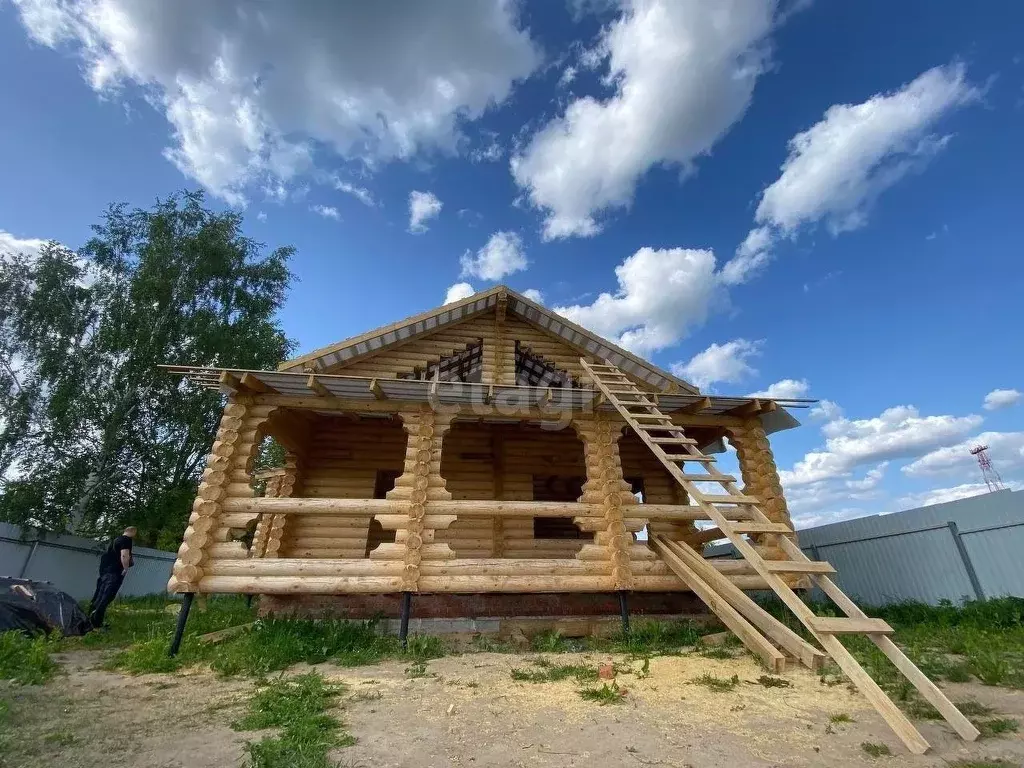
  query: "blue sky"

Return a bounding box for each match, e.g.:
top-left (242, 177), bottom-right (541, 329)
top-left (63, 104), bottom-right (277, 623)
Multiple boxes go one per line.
top-left (1, 0), bottom-right (1022, 527)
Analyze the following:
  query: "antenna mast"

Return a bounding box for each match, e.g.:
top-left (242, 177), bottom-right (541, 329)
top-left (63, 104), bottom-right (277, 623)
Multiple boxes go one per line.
top-left (969, 445), bottom-right (1007, 493)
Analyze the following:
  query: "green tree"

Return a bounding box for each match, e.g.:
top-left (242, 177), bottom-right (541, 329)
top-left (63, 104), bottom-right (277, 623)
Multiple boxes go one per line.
top-left (0, 191), bottom-right (294, 545)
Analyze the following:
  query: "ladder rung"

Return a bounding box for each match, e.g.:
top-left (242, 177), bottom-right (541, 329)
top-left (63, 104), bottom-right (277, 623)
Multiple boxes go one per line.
top-left (638, 424), bottom-right (688, 431)
top-left (606, 389), bottom-right (644, 395)
top-left (807, 617), bottom-right (893, 635)
top-left (649, 437), bottom-right (697, 445)
top-left (678, 473), bottom-right (735, 483)
top-left (631, 413), bottom-right (671, 420)
top-left (728, 522), bottom-right (792, 534)
top-left (588, 364), bottom-right (621, 369)
top-left (698, 493), bottom-right (759, 505)
top-left (763, 560), bottom-right (835, 574)
top-left (665, 454), bottom-right (715, 462)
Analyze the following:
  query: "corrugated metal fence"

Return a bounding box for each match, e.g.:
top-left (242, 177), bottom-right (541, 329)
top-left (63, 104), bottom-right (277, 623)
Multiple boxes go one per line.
top-left (0, 522), bottom-right (176, 601)
top-left (708, 489), bottom-right (1024, 605)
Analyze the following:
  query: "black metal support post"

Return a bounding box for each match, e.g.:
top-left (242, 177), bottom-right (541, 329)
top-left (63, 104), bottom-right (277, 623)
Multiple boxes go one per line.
top-left (948, 521), bottom-right (985, 601)
top-left (399, 591), bottom-right (412, 650)
top-left (168, 592), bottom-right (195, 658)
top-left (246, 594), bottom-right (254, 609)
top-left (618, 590), bottom-right (630, 635)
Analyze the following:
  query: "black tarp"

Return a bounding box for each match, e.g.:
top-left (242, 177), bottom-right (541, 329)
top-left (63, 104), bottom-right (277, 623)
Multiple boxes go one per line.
top-left (0, 577), bottom-right (92, 636)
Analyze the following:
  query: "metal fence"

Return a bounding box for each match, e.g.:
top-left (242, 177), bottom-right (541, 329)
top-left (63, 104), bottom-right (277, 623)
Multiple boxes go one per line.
top-left (707, 489), bottom-right (1024, 606)
top-left (0, 522), bottom-right (176, 601)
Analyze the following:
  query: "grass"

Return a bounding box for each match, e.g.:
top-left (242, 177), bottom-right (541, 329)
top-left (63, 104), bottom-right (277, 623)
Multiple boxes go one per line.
top-left (232, 672), bottom-right (355, 768)
top-left (975, 717), bottom-right (1019, 738)
top-left (579, 681), bottom-right (626, 705)
top-left (860, 741), bottom-right (892, 757)
top-left (691, 673), bottom-right (740, 693)
top-left (828, 712), bottom-right (854, 723)
top-left (0, 631), bottom-right (60, 684)
top-left (948, 761), bottom-right (1020, 768)
top-left (756, 675), bottom-right (790, 688)
top-left (955, 700), bottom-right (995, 717)
top-left (510, 658), bottom-right (599, 684)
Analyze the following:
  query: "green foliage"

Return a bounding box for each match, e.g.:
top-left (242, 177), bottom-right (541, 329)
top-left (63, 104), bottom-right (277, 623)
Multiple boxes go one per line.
top-left (233, 673), bottom-right (354, 768)
top-left (954, 700), bottom-right (995, 717)
top-left (510, 658), bottom-right (598, 684)
top-left (0, 632), bottom-right (59, 684)
top-left (0, 191), bottom-right (294, 541)
top-left (529, 629), bottom-right (577, 653)
top-left (756, 675), bottom-right (790, 688)
top-left (860, 741), bottom-right (892, 757)
top-left (828, 712), bottom-right (854, 723)
top-left (579, 681), bottom-right (626, 705)
top-left (691, 673), bottom-right (740, 692)
top-left (975, 718), bottom-right (1019, 738)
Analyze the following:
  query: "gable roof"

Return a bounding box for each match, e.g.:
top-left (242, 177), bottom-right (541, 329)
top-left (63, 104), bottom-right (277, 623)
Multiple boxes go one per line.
top-left (279, 285), bottom-right (699, 394)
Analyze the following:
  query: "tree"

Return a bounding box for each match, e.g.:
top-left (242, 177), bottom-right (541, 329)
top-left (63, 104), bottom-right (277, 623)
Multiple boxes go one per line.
top-left (0, 191), bottom-right (294, 546)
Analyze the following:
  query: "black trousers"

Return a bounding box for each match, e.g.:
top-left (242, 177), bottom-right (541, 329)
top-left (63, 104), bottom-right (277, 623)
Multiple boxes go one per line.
top-left (89, 572), bottom-right (124, 628)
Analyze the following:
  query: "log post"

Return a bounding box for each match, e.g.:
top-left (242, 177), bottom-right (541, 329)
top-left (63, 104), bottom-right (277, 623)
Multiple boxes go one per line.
top-left (574, 416), bottom-right (636, 591)
top-left (727, 418), bottom-right (796, 559)
top-left (168, 398), bottom-right (275, 593)
top-left (381, 407), bottom-right (455, 591)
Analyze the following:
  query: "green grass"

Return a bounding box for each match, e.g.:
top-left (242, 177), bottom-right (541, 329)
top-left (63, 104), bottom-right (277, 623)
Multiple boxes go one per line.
top-left (860, 741), bottom-right (892, 757)
top-left (756, 675), bottom-right (790, 688)
top-left (955, 700), bottom-right (995, 717)
top-left (510, 658), bottom-right (599, 684)
top-left (232, 672), bottom-right (355, 768)
top-left (948, 760), bottom-right (1020, 768)
top-left (691, 673), bottom-right (740, 692)
top-left (579, 681), bottom-right (626, 705)
top-left (828, 712), bottom-right (854, 723)
top-left (975, 717), bottom-right (1019, 739)
top-left (0, 631), bottom-right (60, 684)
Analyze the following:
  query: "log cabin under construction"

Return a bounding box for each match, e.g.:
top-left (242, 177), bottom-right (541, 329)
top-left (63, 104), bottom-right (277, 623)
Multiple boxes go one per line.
top-left (166, 285), bottom-right (980, 754)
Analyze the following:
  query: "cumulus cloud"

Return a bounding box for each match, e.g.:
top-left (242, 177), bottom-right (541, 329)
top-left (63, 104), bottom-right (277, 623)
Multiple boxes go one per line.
top-left (13, 0), bottom-right (540, 205)
top-left (552, 247), bottom-right (721, 356)
top-left (897, 482), bottom-right (1020, 510)
top-left (511, 0), bottom-right (778, 240)
top-left (748, 378), bottom-right (809, 400)
top-left (310, 205), bottom-right (340, 220)
top-left (521, 288), bottom-right (544, 304)
top-left (984, 388), bottom-right (1021, 411)
top-left (810, 399), bottom-right (843, 422)
top-left (443, 282), bottom-right (475, 305)
top-left (722, 63), bottom-right (980, 284)
top-left (0, 230), bottom-right (47, 261)
top-left (672, 339), bottom-right (762, 391)
top-left (781, 405), bottom-right (983, 487)
top-left (902, 431), bottom-right (1024, 478)
top-left (333, 180), bottom-right (377, 208)
top-left (459, 231), bottom-right (528, 281)
top-left (408, 191), bottom-right (443, 233)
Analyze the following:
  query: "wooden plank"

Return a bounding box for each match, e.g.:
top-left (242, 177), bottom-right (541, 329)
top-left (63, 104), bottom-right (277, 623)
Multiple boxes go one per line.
top-left (728, 522), bottom-right (792, 534)
top-left (697, 493), bottom-right (760, 504)
top-left (663, 454), bottom-right (714, 463)
top-left (649, 436), bottom-right (697, 444)
top-left (369, 378), bottom-right (386, 400)
top-left (762, 560), bottom-right (836, 574)
top-left (306, 375), bottom-right (332, 398)
top-left (682, 527), bottom-right (728, 546)
top-left (651, 537), bottom-right (785, 673)
top-left (808, 617), bottom-right (893, 635)
top-left (676, 397), bottom-right (712, 415)
top-left (678, 473), bottom-right (735, 483)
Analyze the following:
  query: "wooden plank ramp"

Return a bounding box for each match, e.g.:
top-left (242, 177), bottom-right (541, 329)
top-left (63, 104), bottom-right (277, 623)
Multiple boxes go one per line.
top-left (580, 358), bottom-right (980, 755)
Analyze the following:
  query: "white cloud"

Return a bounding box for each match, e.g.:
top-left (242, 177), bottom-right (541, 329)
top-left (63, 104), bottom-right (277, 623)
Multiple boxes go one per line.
top-left (672, 339), bottom-right (762, 391)
top-left (521, 288), bottom-right (544, 304)
top-left (897, 482), bottom-right (1020, 511)
top-left (722, 63), bottom-right (980, 284)
top-left (511, 0), bottom-right (778, 240)
top-left (748, 378), bottom-right (809, 400)
top-left (408, 190), bottom-right (443, 233)
top-left (810, 399), bottom-right (842, 422)
top-left (443, 282), bottom-right (476, 305)
top-left (902, 431), bottom-right (1024, 478)
top-left (553, 246), bottom-right (721, 356)
top-left (311, 204), bottom-right (340, 220)
top-left (14, 0), bottom-right (540, 205)
top-left (334, 180), bottom-right (376, 207)
top-left (0, 230), bottom-right (47, 261)
top-left (781, 405), bottom-right (983, 487)
top-left (255, 211), bottom-right (267, 222)
top-left (984, 388), bottom-right (1021, 411)
top-left (459, 231), bottom-right (528, 281)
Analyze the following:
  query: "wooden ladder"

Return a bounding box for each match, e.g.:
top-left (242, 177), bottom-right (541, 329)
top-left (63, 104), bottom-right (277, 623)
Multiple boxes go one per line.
top-left (580, 358), bottom-right (979, 754)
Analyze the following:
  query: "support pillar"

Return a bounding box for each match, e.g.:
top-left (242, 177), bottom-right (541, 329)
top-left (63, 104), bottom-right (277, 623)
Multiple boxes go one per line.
top-left (168, 592), bottom-right (194, 657)
top-left (399, 591), bottom-right (412, 650)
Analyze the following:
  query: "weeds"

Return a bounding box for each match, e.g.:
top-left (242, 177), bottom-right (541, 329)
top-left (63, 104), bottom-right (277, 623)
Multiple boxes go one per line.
top-left (510, 660), bottom-right (598, 684)
top-left (954, 700), bottom-right (995, 717)
top-left (756, 675), bottom-right (790, 688)
top-left (691, 673), bottom-right (739, 693)
top-left (405, 661), bottom-right (430, 679)
top-left (828, 713), bottom-right (854, 723)
top-left (860, 741), bottom-right (892, 757)
top-left (0, 632), bottom-right (59, 684)
top-left (975, 718), bottom-right (1019, 738)
top-left (579, 681), bottom-right (626, 705)
top-left (233, 672), bottom-right (354, 768)
top-left (948, 760), bottom-right (1019, 768)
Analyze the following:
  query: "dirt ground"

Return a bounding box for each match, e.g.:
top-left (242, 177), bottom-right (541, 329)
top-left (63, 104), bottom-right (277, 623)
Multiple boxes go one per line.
top-left (3, 649), bottom-right (1024, 768)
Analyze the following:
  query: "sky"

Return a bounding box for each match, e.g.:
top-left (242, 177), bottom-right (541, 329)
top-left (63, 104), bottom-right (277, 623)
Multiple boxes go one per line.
top-left (1, 0), bottom-right (1022, 529)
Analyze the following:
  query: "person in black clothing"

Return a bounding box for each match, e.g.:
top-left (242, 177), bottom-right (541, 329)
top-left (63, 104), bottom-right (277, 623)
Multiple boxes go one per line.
top-left (89, 526), bottom-right (136, 629)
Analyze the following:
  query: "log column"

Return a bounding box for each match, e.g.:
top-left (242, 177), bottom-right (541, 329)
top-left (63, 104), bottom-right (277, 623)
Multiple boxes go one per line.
top-left (168, 399), bottom-right (275, 593)
top-left (574, 416), bottom-right (637, 590)
top-left (727, 418), bottom-right (796, 558)
top-left (250, 453), bottom-right (303, 558)
top-left (376, 407), bottom-right (456, 591)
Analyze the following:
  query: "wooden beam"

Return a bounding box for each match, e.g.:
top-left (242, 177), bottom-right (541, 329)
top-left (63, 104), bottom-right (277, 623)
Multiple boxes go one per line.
top-left (369, 378), bottom-right (386, 400)
top-left (677, 396), bottom-right (712, 415)
top-left (218, 371), bottom-right (241, 391)
top-left (239, 372), bottom-right (274, 394)
top-left (306, 374), bottom-right (332, 398)
top-left (722, 399), bottom-right (762, 418)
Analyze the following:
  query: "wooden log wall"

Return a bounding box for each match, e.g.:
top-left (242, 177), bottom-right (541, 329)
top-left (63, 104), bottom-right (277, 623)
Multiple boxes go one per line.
top-left (279, 416), bottom-right (407, 559)
top-left (438, 421), bottom-right (591, 559)
top-left (169, 399), bottom-right (273, 592)
top-left (618, 431), bottom-right (699, 544)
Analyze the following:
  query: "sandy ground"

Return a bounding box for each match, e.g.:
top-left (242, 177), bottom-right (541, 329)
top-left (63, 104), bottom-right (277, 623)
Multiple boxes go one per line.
top-left (2, 649), bottom-right (1024, 768)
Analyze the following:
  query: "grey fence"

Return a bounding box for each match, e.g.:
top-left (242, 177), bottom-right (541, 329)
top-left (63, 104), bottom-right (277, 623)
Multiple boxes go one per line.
top-left (707, 488), bottom-right (1024, 606)
top-left (0, 522), bottom-right (176, 601)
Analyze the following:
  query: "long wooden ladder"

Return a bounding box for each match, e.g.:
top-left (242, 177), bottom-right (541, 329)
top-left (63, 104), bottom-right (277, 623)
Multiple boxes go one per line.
top-left (580, 358), bottom-right (979, 754)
